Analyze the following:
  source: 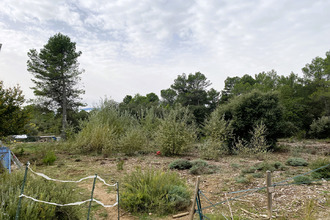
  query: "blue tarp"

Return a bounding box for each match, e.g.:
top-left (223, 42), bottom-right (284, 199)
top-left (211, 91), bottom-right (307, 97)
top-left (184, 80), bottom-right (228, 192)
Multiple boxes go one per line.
top-left (0, 147), bottom-right (11, 173)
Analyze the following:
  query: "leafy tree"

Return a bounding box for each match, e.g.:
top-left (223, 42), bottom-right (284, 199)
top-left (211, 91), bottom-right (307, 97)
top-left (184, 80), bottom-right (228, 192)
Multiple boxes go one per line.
top-left (119, 93), bottom-right (160, 116)
top-left (27, 33), bottom-right (85, 139)
top-left (0, 81), bottom-right (29, 137)
top-left (163, 72), bottom-right (219, 125)
top-left (160, 88), bottom-right (176, 107)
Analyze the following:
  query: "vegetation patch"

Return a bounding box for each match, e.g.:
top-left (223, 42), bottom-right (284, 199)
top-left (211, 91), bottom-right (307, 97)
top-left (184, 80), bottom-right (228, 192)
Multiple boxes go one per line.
top-left (169, 159), bottom-right (192, 170)
top-left (286, 157), bottom-right (309, 166)
top-left (309, 158), bottom-right (330, 179)
top-left (121, 168), bottom-right (191, 215)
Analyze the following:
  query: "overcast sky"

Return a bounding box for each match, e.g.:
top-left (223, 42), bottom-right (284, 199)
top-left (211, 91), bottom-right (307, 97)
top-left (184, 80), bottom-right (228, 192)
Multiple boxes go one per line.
top-left (1, 0), bottom-right (330, 107)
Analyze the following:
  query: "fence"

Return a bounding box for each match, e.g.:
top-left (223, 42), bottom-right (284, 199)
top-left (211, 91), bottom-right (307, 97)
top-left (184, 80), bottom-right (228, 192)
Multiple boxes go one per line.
top-left (189, 163), bottom-right (330, 220)
top-left (15, 162), bottom-right (120, 220)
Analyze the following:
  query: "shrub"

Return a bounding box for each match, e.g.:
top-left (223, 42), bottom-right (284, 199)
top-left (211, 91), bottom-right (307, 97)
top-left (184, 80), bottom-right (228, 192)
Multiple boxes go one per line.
top-left (169, 159), bottom-right (192, 170)
top-left (309, 116), bottom-right (330, 139)
top-left (0, 171), bottom-right (85, 219)
top-left (121, 168), bottom-right (190, 215)
top-left (309, 158), bottom-right (330, 179)
top-left (155, 105), bottom-right (196, 156)
top-left (118, 127), bottom-right (147, 156)
top-left (293, 176), bottom-right (312, 185)
top-left (213, 91), bottom-right (283, 152)
top-left (199, 139), bottom-right (228, 160)
top-left (42, 151), bottom-right (57, 165)
top-left (189, 159), bottom-right (218, 175)
top-left (286, 157), bottom-right (308, 166)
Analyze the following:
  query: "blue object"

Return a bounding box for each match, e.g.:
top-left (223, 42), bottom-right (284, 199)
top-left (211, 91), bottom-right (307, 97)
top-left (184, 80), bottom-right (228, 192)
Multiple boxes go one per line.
top-left (0, 147), bottom-right (11, 173)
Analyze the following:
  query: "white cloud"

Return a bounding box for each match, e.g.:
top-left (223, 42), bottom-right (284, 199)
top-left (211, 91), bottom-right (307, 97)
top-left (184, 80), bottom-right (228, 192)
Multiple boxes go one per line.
top-left (1, 0), bottom-right (330, 106)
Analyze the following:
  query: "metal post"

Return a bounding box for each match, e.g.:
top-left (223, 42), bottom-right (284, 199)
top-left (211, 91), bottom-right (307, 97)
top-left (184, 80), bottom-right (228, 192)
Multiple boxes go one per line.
top-left (196, 190), bottom-right (204, 220)
top-left (15, 162), bottom-right (29, 220)
top-left (117, 182), bottom-right (120, 220)
top-left (266, 170), bottom-right (273, 219)
top-left (189, 176), bottom-right (200, 220)
top-left (87, 174), bottom-right (97, 220)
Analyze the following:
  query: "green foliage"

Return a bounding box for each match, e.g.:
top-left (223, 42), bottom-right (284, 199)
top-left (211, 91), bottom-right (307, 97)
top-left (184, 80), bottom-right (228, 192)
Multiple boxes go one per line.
top-left (163, 72), bottom-right (219, 125)
top-left (155, 105), bottom-right (196, 156)
top-left (293, 176), bottom-right (312, 185)
top-left (189, 159), bottom-right (218, 175)
top-left (169, 159), bottom-right (192, 170)
top-left (309, 158), bottom-right (330, 179)
top-left (286, 157), bottom-right (309, 166)
top-left (309, 116), bottom-right (330, 139)
top-left (0, 171), bottom-right (84, 219)
top-left (73, 100), bottom-right (144, 155)
top-left (0, 81), bottom-right (29, 137)
top-left (118, 127), bottom-right (147, 156)
top-left (234, 122), bottom-right (270, 156)
top-left (213, 90), bottom-right (283, 153)
top-left (235, 175), bottom-right (254, 184)
top-left (121, 168), bottom-right (191, 215)
top-left (117, 159), bottom-right (124, 171)
top-left (42, 151), bottom-right (57, 165)
top-left (27, 33), bottom-right (85, 139)
top-left (202, 114), bottom-right (232, 158)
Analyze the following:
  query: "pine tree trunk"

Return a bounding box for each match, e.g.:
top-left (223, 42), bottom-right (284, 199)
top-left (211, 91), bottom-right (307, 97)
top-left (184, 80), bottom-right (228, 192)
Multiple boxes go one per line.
top-left (61, 80), bottom-right (67, 140)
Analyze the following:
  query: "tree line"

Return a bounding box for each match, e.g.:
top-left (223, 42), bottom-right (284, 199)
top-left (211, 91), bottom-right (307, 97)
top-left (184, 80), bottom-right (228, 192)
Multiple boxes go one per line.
top-left (1, 33), bottom-right (329, 145)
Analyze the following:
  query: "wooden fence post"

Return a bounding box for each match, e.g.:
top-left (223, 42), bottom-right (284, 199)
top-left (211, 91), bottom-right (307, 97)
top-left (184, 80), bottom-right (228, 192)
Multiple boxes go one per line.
top-left (266, 170), bottom-right (273, 219)
top-left (189, 176), bottom-right (200, 220)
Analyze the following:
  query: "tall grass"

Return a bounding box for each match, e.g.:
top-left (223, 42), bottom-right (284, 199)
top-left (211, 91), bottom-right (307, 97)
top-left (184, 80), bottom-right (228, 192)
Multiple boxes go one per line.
top-left (121, 168), bottom-right (191, 215)
top-left (72, 100), bottom-right (147, 155)
top-left (0, 171), bottom-right (85, 219)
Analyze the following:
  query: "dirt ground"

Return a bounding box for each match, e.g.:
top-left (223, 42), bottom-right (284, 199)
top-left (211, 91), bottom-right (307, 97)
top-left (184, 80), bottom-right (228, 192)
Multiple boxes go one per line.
top-left (17, 140), bottom-right (330, 219)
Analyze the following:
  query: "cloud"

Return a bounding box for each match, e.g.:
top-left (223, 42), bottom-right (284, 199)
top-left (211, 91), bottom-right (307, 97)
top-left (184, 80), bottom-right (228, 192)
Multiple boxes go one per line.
top-left (1, 0), bottom-right (330, 106)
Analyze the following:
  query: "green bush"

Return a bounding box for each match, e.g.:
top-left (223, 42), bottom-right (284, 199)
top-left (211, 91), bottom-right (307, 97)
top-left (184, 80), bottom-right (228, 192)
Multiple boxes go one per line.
top-left (286, 157), bottom-right (308, 166)
top-left (121, 168), bottom-right (191, 215)
top-left (309, 116), bottom-right (330, 139)
top-left (309, 158), bottom-right (330, 179)
top-left (211, 91), bottom-right (283, 153)
top-left (189, 159), bottom-right (218, 175)
top-left (42, 151), bottom-right (57, 165)
top-left (293, 176), bottom-right (312, 185)
top-left (155, 105), bottom-right (196, 156)
top-left (169, 159), bottom-right (192, 170)
top-left (0, 171), bottom-right (85, 219)
top-left (118, 127), bottom-right (147, 156)
top-left (199, 139), bottom-right (228, 160)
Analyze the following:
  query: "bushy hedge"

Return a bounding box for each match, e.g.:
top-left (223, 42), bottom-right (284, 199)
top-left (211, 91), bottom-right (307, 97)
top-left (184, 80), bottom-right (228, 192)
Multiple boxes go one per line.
top-left (309, 116), bottom-right (330, 139)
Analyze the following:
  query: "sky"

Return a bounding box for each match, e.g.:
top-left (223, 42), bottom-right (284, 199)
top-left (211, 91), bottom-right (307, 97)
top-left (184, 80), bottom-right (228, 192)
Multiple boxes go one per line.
top-left (1, 0), bottom-right (330, 107)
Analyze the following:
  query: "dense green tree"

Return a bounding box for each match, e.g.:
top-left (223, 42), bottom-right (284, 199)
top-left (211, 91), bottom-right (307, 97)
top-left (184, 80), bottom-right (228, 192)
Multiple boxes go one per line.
top-left (27, 33), bottom-right (85, 139)
top-left (163, 72), bottom-right (219, 125)
top-left (0, 81), bottom-right (29, 137)
top-left (119, 93), bottom-right (160, 116)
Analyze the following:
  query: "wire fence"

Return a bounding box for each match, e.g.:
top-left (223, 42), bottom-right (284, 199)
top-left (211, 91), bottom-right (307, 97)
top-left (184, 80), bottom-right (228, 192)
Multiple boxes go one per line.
top-left (191, 163), bottom-right (330, 219)
top-left (15, 162), bottom-right (119, 220)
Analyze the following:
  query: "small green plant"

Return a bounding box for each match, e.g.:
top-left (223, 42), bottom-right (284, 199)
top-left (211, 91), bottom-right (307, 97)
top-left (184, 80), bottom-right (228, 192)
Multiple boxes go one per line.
top-left (236, 175), bottom-right (253, 184)
top-left (189, 159), bottom-right (218, 175)
top-left (304, 199), bottom-right (316, 220)
top-left (309, 158), bottom-right (330, 179)
top-left (286, 157), bottom-right (308, 166)
top-left (121, 168), bottom-right (191, 215)
top-left (42, 151), bottom-right (57, 165)
top-left (117, 159), bottom-right (125, 171)
top-left (169, 159), bottom-right (192, 170)
top-left (293, 175), bottom-right (312, 185)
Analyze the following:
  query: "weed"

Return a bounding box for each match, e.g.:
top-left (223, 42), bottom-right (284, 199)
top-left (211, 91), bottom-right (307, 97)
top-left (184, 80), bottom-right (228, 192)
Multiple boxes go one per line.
top-left (189, 159), bottom-right (218, 175)
top-left (169, 159), bottom-right (192, 170)
top-left (117, 159), bottom-right (125, 171)
top-left (286, 157), bottom-right (308, 166)
top-left (304, 199), bottom-right (316, 220)
top-left (121, 168), bottom-right (191, 215)
top-left (309, 158), bottom-right (330, 179)
top-left (42, 151), bottom-right (57, 165)
top-left (293, 176), bottom-right (312, 185)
